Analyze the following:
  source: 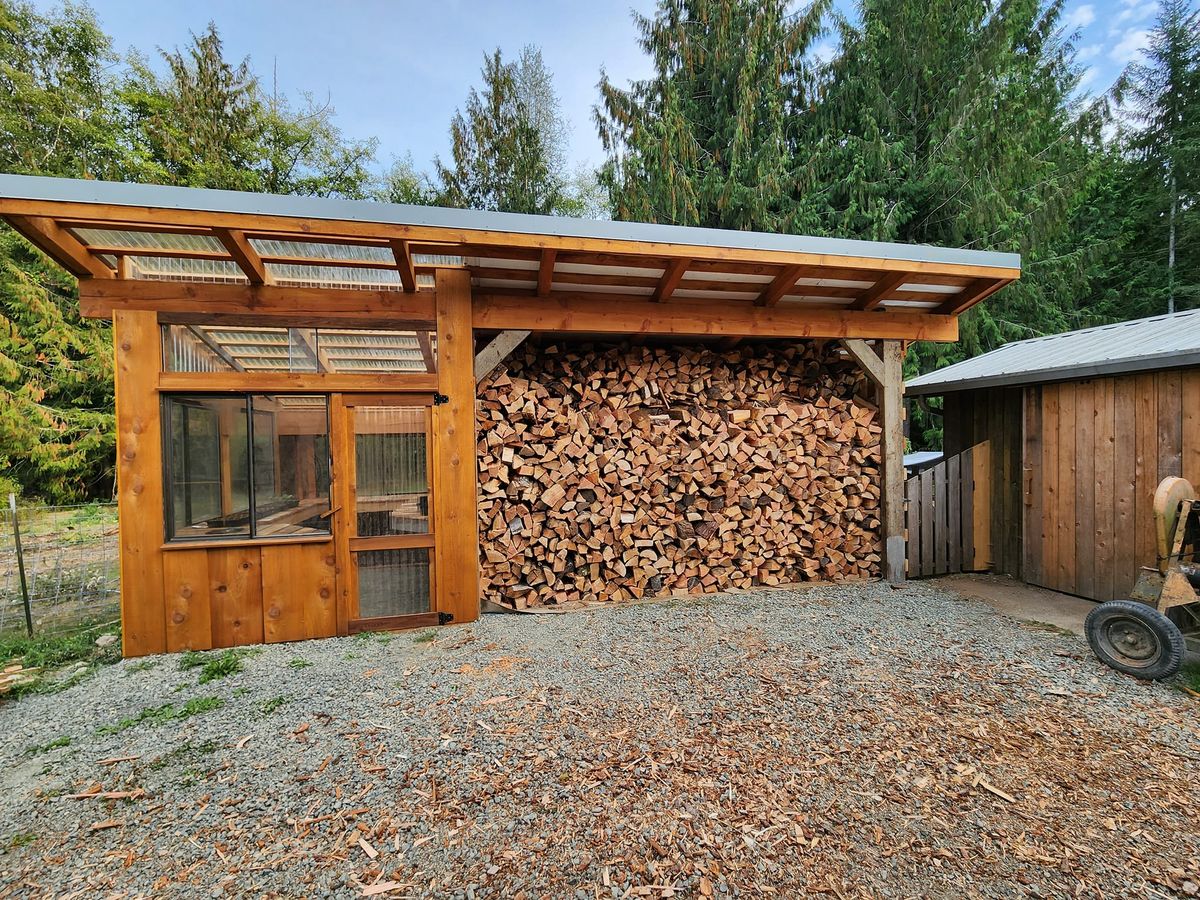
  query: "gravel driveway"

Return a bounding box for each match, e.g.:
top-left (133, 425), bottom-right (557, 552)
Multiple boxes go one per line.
top-left (1, 582), bottom-right (1198, 899)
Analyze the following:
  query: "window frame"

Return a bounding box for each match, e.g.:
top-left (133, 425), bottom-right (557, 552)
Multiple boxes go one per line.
top-left (161, 392), bottom-right (332, 544)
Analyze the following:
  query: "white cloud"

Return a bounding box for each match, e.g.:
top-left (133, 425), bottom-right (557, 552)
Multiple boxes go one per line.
top-left (1078, 43), bottom-right (1102, 60)
top-left (1078, 68), bottom-right (1099, 89)
top-left (1066, 4), bottom-right (1096, 28)
top-left (1111, 28), bottom-right (1151, 63)
top-left (811, 41), bottom-right (837, 65)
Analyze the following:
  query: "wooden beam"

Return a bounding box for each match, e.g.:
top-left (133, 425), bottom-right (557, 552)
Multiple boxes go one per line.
top-left (187, 325), bottom-right (244, 371)
top-left (389, 239), bottom-right (417, 292)
top-left (6, 215), bottom-right (114, 279)
top-left (416, 331), bottom-right (436, 374)
top-left (158, 372), bottom-right (439, 393)
top-left (79, 280), bottom-right (437, 327)
top-left (935, 278), bottom-right (1005, 316)
top-left (537, 249), bottom-right (556, 297)
top-left (474, 329), bottom-right (531, 383)
top-left (850, 271), bottom-right (908, 311)
top-left (432, 269), bottom-right (480, 625)
top-left (756, 264), bottom-right (804, 306)
top-left (653, 258), bottom-right (690, 302)
top-left (214, 228), bottom-right (270, 285)
top-left (472, 292), bottom-right (959, 342)
top-left (840, 339), bottom-right (886, 387)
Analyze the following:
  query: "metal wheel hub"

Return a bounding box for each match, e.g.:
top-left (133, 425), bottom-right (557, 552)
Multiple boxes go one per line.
top-left (1101, 617), bottom-right (1160, 664)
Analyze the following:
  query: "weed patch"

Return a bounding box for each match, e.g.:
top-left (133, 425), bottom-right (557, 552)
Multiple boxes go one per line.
top-left (9, 831), bottom-right (36, 849)
top-left (413, 630), bottom-right (438, 644)
top-left (287, 657), bottom-right (311, 669)
top-left (258, 695), bottom-right (289, 714)
top-left (26, 735), bottom-right (70, 755)
top-left (99, 696), bottom-right (224, 735)
top-left (178, 648), bottom-right (248, 684)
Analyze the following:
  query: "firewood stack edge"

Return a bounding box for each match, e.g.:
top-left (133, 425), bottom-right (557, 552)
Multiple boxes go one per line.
top-left (477, 340), bottom-right (882, 609)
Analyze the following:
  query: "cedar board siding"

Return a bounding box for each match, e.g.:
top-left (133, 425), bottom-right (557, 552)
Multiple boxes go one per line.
top-left (941, 387), bottom-right (1024, 579)
top-left (942, 367), bottom-right (1200, 602)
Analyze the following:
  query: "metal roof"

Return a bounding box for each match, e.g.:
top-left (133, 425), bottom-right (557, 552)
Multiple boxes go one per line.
top-left (0, 174), bottom-right (1020, 271)
top-left (906, 308), bottom-right (1200, 395)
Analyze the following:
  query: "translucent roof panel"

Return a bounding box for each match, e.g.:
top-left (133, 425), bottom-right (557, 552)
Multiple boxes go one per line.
top-left (251, 238), bottom-right (394, 265)
top-left (163, 324), bottom-right (435, 374)
top-left (71, 227), bottom-right (225, 254)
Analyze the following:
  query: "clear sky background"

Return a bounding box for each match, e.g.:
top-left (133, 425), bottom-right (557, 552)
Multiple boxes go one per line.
top-left (48, 0), bottom-right (1161, 176)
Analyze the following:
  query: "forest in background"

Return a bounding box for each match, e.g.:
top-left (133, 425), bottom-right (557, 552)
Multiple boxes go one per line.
top-left (1, 0), bottom-right (1197, 501)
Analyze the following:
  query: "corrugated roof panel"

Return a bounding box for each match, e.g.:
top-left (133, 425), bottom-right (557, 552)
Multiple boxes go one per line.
top-left (906, 308), bottom-right (1200, 394)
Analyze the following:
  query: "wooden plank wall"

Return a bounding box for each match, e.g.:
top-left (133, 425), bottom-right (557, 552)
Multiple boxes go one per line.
top-left (942, 387), bottom-right (1024, 577)
top-left (1021, 367), bottom-right (1200, 601)
top-left (904, 443), bottom-right (991, 577)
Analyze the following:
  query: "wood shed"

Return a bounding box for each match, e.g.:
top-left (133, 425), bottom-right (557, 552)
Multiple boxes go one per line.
top-left (0, 174), bottom-right (1020, 656)
top-left (907, 310), bottom-right (1200, 601)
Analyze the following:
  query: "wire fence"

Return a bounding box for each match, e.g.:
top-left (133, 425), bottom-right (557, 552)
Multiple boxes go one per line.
top-left (1, 497), bottom-right (120, 638)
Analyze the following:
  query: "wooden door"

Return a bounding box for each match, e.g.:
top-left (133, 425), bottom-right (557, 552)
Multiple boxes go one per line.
top-left (333, 394), bottom-right (441, 633)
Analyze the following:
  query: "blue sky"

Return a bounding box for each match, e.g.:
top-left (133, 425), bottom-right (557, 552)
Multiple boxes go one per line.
top-left (51, 0), bottom-right (1163, 175)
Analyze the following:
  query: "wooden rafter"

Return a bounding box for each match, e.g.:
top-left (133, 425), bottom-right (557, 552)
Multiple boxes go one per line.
top-left (7, 215), bottom-right (113, 279)
top-left (215, 228), bottom-right (270, 285)
top-left (187, 325), bottom-right (244, 371)
top-left (389, 239), bottom-right (417, 292)
top-left (537, 249), bottom-right (556, 297)
top-left (653, 258), bottom-right (690, 302)
top-left (851, 271), bottom-right (908, 311)
top-left (756, 264), bottom-right (805, 307)
top-left (416, 331), bottom-right (436, 374)
top-left (473, 292), bottom-right (957, 342)
top-left (935, 278), bottom-right (1003, 316)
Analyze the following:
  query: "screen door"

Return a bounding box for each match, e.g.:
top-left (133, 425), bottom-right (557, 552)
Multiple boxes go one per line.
top-left (338, 394), bottom-right (437, 631)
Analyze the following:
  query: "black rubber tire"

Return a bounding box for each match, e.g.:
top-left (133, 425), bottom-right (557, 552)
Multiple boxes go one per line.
top-left (1085, 599), bottom-right (1186, 681)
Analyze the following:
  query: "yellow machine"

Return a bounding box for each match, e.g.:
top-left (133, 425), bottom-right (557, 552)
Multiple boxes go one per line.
top-left (1086, 477), bottom-right (1200, 680)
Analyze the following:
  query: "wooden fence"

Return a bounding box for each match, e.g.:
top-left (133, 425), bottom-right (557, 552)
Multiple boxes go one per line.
top-left (905, 442), bottom-right (991, 578)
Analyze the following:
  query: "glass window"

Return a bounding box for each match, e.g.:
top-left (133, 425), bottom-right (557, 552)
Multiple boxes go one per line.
top-left (163, 395), bottom-right (331, 541)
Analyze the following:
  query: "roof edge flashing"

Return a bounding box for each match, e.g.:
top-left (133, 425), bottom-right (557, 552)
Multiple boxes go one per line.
top-left (0, 174), bottom-right (1022, 272)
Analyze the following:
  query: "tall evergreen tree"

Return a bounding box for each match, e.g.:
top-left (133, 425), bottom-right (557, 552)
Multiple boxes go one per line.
top-left (436, 47), bottom-right (574, 215)
top-left (0, 0), bottom-right (119, 500)
top-left (1111, 0), bottom-right (1200, 314)
top-left (595, 0), bottom-right (828, 232)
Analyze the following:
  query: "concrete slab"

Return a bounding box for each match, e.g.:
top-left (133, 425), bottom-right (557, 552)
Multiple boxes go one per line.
top-left (930, 573), bottom-right (1097, 635)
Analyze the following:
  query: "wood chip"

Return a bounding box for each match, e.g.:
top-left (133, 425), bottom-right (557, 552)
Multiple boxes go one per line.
top-left (89, 819), bottom-right (122, 832)
top-left (358, 836), bottom-right (378, 859)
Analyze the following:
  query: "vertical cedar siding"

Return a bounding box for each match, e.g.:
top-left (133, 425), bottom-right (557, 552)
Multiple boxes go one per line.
top-left (944, 365), bottom-right (1200, 602)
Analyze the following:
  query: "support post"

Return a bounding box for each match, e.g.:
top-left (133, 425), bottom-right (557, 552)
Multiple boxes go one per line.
top-left (842, 339), bottom-right (907, 584)
top-left (114, 310), bottom-right (167, 655)
top-left (433, 269), bottom-right (481, 624)
top-left (9, 494), bottom-right (32, 637)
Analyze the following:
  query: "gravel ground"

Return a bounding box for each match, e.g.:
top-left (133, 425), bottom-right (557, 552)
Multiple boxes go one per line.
top-left (1, 581), bottom-right (1198, 899)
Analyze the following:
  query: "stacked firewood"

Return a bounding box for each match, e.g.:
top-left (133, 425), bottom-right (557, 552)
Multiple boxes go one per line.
top-left (476, 340), bottom-right (881, 608)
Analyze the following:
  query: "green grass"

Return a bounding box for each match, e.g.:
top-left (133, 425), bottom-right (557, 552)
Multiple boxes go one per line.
top-left (355, 630), bottom-right (393, 645)
top-left (287, 657), bottom-right (311, 669)
top-left (26, 735), bottom-right (70, 755)
top-left (413, 630), bottom-right (438, 644)
top-left (0, 626), bottom-right (120, 671)
top-left (98, 696), bottom-right (224, 735)
top-left (258, 695), bottom-right (289, 715)
top-left (125, 658), bottom-right (158, 674)
top-left (1179, 662), bottom-right (1200, 696)
top-left (178, 648), bottom-right (248, 684)
top-left (9, 831), bottom-right (36, 849)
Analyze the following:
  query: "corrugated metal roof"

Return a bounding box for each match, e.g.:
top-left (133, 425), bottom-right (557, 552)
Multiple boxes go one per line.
top-left (0, 174), bottom-right (1021, 271)
top-left (906, 309), bottom-right (1200, 395)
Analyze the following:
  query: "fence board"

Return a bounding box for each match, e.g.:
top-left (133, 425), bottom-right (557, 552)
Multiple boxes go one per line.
top-left (905, 441), bottom-right (991, 578)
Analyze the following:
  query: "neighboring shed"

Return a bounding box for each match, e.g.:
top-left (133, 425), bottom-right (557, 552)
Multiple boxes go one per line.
top-left (0, 174), bottom-right (1019, 656)
top-left (907, 310), bottom-right (1200, 601)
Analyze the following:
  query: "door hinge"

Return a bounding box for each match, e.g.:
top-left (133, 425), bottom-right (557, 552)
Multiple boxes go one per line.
top-left (433, 393), bottom-right (449, 406)
top-left (438, 611), bottom-right (454, 625)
